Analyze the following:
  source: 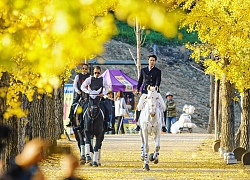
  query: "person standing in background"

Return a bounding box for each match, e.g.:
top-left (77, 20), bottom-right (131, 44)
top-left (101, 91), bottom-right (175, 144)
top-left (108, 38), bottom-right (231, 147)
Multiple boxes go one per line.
top-left (114, 91), bottom-right (129, 134)
top-left (165, 92), bottom-right (177, 134)
top-left (105, 91), bottom-right (115, 134)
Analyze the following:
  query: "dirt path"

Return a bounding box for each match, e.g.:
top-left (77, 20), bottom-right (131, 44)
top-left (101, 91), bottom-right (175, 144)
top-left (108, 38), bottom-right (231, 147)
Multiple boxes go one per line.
top-left (40, 132), bottom-right (250, 180)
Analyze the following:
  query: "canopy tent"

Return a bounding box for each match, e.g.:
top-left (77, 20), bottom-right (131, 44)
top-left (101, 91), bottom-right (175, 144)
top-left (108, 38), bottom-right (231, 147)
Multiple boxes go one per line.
top-left (101, 69), bottom-right (138, 92)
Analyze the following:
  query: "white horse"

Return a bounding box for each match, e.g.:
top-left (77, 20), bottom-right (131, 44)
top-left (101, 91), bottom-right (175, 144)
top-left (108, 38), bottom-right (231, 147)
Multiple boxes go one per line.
top-left (138, 86), bottom-right (165, 171)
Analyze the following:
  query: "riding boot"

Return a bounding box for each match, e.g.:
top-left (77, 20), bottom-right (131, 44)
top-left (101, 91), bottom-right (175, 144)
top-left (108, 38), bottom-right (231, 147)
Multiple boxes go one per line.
top-left (161, 111), bottom-right (167, 132)
top-left (162, 127), bottom-right (167, 132)
top-left (135, 110), bottom-right (141, 131)
top-left (66, 105), bottom-right (75, 127)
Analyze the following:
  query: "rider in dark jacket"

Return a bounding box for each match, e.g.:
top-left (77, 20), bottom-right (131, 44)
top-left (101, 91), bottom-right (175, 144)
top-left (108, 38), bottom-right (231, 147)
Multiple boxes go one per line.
top-left (135, 54), bottom-right (167, 132)
top-left (67, 64), bottom-right (90, 127)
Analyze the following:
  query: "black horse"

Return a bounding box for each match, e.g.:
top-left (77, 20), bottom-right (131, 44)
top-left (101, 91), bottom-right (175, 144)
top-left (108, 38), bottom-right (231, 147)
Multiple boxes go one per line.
top-left (83, 91), bottom-right (105, 167)
top-left (70, 97), bottom-right (86, 165)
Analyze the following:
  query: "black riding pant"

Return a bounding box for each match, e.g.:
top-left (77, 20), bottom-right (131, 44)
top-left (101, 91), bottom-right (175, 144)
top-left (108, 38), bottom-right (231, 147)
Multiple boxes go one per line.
top-left (135, 109), bottom-right (141, 123)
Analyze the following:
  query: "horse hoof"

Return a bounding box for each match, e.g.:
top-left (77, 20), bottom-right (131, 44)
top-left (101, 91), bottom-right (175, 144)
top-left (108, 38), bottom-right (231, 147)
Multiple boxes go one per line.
top-left (140, 156), bottom-right (145, 161)
top-left (80, 155), bottom-right (86, 161)
top-left (149, 153), bottom-right (155, 161)
top-left (98, 163), bottom-right (101, 166)
top-left (86, 162), bottom-right (92, 166)
top-left (154, 158), bottom-right (158, 164)
top-left (80, 160), bottom-right (86, 165)
top-left (86, 155), bottom-right (92, 163)
top-left (143, 164), bottom-right (150, 171)
top-left (92, 161), bottom-right (98, 167)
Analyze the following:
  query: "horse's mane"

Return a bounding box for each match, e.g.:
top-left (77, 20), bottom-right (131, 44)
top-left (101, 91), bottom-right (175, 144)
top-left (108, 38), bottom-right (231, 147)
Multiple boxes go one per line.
top-left (137, 87), bottom-right (166, 111)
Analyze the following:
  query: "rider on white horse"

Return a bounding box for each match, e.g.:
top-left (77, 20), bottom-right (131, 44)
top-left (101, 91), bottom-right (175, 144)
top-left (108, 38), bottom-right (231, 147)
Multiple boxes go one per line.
top-left (138, 85), bottom-right (166, 171)
top-left (135, 54), bottom-right (167, 132)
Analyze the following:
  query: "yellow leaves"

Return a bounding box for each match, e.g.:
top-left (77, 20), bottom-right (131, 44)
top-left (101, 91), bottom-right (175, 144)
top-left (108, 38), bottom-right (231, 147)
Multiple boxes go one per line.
top-left (0, 87), bottom-right (8, 98)
top-left (233, 96), bottom-right (239, 102)
top-left (4, 101), bottom-right (26, 119)
top-left (115, 0), bottom-right (182, 38)
top-left (1, 34), bottom-right (13, 46)
top-left (0, 0), bottom-right (183, 118)
top-left (79, 0), bottom-right (96, 5)
top-left (52, 11), bottom-right (70, 35)
top-left (39, 136), bottom-right (250, 180)
top-left (175, 0), bottom-right (250, 92)
top-left (13, 0), bottom-right (25, 9)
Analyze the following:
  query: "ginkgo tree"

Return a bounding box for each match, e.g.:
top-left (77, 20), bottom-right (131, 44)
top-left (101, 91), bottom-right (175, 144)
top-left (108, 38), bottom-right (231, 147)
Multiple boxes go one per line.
top-left (173, 0), bottom-right (250, 151)
top-left (0, 0), bottom-right (181, 118)
top-left (0, 0), bottom-right (183, 169)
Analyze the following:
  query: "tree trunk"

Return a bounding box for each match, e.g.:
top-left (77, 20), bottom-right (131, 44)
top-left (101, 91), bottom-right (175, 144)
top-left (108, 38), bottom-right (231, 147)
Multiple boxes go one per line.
top-left (235, 124), bottom-right (241, 148)
top-left (136, 17), bottom-right (141, 79)
top-left (214, 79), bottom-right (220, 139)
top-left (207, 75), bottom-right (215, 133)
top-left (240, 89), bottom-right (250, 151)
top-left (27, 92), bottom-right (46, 139)
top-left (218, 82), bottom-right (222, 137)
top-left (0, 72), bottom-right (19, 170)
top-left (54, 87), bottom-right (64, 138)
top-left (220, 75), bottom-right (235, 151)
top-left (44, 93), bottom-right (57, 145)
top-left (235, 97), bottom-right (242, 148)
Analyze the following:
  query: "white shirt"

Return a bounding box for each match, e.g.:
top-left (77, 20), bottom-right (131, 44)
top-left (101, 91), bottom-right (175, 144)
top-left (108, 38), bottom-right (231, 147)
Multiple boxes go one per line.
top-left (80, 76), bottom-right (109, 95)
top-left (148, 66), bottom-right (154, 71)
top-left (73, 73), bottom-right (89, 93)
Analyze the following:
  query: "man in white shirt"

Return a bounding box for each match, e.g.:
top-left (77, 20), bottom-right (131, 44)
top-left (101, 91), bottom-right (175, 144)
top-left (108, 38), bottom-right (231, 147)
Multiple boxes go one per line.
top-left (76, 66), bottom-right (113, 132)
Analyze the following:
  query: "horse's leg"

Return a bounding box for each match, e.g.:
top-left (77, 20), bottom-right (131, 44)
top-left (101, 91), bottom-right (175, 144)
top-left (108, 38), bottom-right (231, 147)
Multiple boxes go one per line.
top-left (143, 130), bottom-right (150, 171)
top-left (153, 114), bottom-right (162, 164)
top-left (97, 131), bottom-right (104, 166)
top-left (74, 113), bottom-right (86, 164)
top-left (92, 132), bottom-right (103, 167)
top-left (98, 148), bottom-right (101, 166)
top-left (84, 132), bottom-right (92, 165)
top-left (153, 131), bottom-right (161, 164)
top-left (140, 130), bottom-right (145, 161)
top-left (77, 130), bottom-right (86, 164)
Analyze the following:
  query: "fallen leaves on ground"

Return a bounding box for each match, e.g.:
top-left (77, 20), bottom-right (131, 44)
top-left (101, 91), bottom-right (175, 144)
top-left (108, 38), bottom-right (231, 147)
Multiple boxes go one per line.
top-left (40, 134), bottom-right (250, 180)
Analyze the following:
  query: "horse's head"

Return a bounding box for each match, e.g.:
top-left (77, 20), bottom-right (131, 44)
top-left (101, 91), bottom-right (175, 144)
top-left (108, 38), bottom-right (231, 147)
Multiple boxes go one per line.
top-left (147, 86), bottom-right (159, 117)
top-left (87, 88), bottom-right (102, 119)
